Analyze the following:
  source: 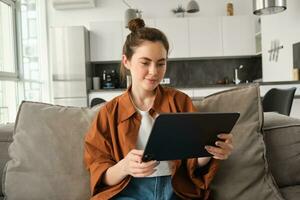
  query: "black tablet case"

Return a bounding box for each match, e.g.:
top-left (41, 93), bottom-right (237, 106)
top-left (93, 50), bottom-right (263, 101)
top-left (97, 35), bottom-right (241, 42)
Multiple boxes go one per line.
top-left (142, 112), bottom-right (240, 162)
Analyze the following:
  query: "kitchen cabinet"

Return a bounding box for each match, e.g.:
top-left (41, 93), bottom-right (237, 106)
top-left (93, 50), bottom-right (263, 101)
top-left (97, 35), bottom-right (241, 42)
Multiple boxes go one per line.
top-left (155, 18), bottom-right (189, 58)
top-left (189, 17), bottom-right (223, 57)
top-left (90, 16), bottom-right (257, 62)
top-left (222, 16), bottom-right (256, 56)
top-left (90, 21), bottom-right (123, 61)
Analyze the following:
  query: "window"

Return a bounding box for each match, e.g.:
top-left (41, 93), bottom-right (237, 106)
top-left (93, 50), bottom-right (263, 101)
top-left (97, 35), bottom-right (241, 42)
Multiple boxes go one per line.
top-left (0, 81), bottom-right (17, 122)
top-left (20, 0), bottom-right (44, 102)
top-left (21, 0), bottom-right (39, 81)
top-left (0, 0), bottom-right (17, 74)
top-left (0, 0), bottom-right (18, 123)
top-left (0, 0), bottom-right (50, 124)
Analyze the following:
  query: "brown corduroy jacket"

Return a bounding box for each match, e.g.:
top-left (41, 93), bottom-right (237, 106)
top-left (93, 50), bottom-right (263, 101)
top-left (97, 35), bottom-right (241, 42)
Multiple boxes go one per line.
top-left (84, 85), bottom-right (219, 200)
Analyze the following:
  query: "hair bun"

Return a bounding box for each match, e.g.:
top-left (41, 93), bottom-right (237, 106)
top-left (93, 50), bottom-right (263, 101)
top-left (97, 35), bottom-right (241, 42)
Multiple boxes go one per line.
top-left (128, 18), bottom-right (145, 33)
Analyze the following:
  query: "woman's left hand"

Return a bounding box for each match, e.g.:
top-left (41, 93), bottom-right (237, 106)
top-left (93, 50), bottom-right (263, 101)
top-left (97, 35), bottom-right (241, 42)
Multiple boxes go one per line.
top-left (205, 133), bottom-right (233, 160)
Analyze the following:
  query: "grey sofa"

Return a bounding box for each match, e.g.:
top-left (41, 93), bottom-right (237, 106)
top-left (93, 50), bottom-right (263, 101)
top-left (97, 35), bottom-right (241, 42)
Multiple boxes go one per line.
top-left (1, 112), bottom-right (300, 200)
top-left (1, 113), bottom-right (300, 200)
top-left (0, 123), bottom-right (14, 200)
top-left (0, 85), bottom-right (299, 200)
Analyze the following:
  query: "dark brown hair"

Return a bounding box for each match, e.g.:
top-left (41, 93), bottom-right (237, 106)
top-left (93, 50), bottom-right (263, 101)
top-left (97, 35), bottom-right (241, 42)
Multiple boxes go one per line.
top-left (120, 18), bottom-right (169, 81)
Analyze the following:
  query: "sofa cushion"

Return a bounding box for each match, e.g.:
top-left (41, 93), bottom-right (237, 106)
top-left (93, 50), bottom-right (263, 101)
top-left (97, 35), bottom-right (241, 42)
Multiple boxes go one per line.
top-left (263, 112), bottom-right (300, 188)
top-left (0, 123), bottom-right (14, 197)
top-left (193, 84), bottom-right (284, 200)
top-left (3, 101), bottom-right (102, 200)
top-left (279, 185), bottom-right (300, 200)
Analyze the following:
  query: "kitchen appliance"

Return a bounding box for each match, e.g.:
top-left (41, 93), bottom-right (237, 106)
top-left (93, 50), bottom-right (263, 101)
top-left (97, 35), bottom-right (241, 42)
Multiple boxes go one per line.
top-left (253, 0), bottom-right (287, 15)
top-left (102, 70), bottom-right (119, 89)
top-left (50, 26), bottom-right (90, 107)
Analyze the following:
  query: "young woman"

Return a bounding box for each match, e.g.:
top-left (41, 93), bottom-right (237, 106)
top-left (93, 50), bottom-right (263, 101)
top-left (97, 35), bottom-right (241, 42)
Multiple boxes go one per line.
top-left (84, 18), bottom-right (233, 200)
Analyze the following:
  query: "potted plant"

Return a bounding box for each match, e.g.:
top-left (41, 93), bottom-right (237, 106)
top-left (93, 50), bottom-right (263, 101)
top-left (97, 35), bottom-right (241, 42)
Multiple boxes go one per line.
top-left (172, 5), bottom-right (186, 17)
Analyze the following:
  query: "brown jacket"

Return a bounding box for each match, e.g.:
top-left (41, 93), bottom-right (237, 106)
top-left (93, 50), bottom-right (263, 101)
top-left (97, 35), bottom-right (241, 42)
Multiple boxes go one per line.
top-left (84, 85), bottom-right (219, 200)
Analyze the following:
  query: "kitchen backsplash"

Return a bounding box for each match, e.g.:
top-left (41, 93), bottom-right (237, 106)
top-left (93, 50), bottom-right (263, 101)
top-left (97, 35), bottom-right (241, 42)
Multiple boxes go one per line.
top-left (92, 56), bottom-right (262, 89)
top-left (166, 56), bottom-right (262, 87)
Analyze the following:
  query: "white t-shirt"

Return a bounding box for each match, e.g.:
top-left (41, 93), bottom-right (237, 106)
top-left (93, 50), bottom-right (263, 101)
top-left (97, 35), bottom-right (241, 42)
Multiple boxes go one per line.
top-left (136, 108), bottom-right (172, 177)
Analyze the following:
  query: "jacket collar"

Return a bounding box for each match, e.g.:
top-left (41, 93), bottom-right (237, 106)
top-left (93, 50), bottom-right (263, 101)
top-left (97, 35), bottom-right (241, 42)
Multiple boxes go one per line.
top-left (118, 85), bottom-right (171, 122)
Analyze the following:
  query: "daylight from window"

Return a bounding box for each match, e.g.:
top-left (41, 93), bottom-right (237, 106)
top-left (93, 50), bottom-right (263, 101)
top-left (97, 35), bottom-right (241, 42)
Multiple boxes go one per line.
top-left (0, 0), bottom-right (46, 124)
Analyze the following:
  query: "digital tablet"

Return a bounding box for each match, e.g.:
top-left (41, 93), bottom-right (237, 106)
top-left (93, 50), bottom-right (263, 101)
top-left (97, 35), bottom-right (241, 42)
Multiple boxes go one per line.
top-left (142, 112), bottom-right (240, 162)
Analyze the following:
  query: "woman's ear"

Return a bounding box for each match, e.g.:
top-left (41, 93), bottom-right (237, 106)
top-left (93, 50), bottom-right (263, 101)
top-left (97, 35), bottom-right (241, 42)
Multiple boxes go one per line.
top-left (122, 55), bottom-right (130, 70)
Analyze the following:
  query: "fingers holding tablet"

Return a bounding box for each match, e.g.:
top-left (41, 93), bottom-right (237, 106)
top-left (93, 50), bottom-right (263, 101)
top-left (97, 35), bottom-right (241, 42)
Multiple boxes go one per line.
top-left (205, 133), bottom-right (234, 160)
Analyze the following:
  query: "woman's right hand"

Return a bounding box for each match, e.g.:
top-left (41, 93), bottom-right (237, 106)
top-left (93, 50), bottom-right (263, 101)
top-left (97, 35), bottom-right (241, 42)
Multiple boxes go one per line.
top-left (119, 149), bottom-right (159, 177)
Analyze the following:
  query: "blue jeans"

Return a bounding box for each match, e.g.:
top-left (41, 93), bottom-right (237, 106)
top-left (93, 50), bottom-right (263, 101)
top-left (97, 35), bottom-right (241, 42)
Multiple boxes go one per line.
top-left (112, 176), bottom-right (182, 200)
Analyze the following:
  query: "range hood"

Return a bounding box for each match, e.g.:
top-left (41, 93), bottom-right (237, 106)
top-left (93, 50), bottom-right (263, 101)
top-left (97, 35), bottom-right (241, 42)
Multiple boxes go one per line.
top-left (253, 0), bottom-right (287, 15)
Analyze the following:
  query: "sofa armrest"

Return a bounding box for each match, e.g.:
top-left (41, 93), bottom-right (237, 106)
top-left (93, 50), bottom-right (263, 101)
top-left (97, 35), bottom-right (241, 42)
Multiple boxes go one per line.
top-left (263, 112), bottom-right (300, 192)
top-left (0, 123), bottom-right (14, 197)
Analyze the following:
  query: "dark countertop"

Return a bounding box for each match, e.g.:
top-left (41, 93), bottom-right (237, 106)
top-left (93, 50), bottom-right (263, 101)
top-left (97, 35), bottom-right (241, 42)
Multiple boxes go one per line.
top-left (258, 80), bottom-right (300, 85)
top-left (177, 80), bottom-right (300, 89)
top-left (89, 81), bottom-right (300, 93)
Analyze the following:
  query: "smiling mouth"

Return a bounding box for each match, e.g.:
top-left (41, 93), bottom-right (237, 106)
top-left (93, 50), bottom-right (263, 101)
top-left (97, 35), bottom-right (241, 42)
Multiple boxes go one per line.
top-left (146, 79), bottom-right (158, 83)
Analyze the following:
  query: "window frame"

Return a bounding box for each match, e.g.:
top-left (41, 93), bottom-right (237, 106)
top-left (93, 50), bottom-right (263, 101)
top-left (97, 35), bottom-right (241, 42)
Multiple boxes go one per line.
top-left (0, 0), bottom-right (19, 80)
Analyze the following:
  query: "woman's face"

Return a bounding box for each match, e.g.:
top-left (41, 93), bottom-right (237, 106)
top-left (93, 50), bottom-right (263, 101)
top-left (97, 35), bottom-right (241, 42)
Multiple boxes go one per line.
top-left (123, 41), bottom-right (167, 93)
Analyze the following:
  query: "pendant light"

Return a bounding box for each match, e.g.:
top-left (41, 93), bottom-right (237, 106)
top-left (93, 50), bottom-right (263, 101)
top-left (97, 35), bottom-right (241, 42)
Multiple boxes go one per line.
top-left (186, 0), bottom-right (199, 13)
top-left (123, 0), bottom-right (141, 28)
top-left (124, 8), bottom-right (138, 28)
top-left (253, 0), bottom-right (287, 15)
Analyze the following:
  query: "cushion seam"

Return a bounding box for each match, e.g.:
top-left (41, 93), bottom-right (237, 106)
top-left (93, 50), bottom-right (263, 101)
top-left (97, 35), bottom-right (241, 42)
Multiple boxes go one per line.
top-left (263, 124), bottom-right (300, 131)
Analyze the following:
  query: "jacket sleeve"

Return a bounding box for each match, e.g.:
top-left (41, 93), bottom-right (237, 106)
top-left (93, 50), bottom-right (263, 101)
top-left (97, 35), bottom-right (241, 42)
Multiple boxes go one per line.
top-left (84, 106), bottom-right (116, 196)
top-left (186, 158), bottom-right (219, 190)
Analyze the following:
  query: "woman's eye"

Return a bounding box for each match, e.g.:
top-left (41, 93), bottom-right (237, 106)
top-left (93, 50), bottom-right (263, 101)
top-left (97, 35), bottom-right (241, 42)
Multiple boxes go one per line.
top-left (158, 63), bottom-right (165, 67)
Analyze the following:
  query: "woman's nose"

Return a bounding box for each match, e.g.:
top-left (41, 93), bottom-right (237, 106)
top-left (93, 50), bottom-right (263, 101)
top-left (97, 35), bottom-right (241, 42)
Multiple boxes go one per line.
top-left (148, 64), bottom-right (158, 74)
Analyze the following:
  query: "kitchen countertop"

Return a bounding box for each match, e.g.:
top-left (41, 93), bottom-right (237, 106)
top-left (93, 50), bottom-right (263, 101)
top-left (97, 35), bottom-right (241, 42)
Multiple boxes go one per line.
top-left (258, 80), bottom-right (300, 85)
top-left (89, 80), bottom-right (300, 92)
top-left (177, 80), bottom-right (300, 89)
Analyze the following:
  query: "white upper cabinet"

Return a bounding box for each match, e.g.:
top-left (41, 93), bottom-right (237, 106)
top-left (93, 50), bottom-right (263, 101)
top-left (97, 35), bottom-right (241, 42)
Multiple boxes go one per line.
top-left (90, 21), bottom-right (123, 61)
top-left (155, 18), bottom-right (189, 58)
top-left (89, 16), bottom-right (257, 62)
top-left (222, 16), bottom-right (256, 56)
top-left (189, 17), bottom-right (223, 57)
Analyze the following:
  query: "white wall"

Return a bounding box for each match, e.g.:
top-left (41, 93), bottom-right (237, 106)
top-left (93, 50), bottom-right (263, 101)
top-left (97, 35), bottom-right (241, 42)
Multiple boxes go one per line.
top-left (261, 0), bottom-right (300, 81)
top-left (47, 0), bottom-right (253, 28)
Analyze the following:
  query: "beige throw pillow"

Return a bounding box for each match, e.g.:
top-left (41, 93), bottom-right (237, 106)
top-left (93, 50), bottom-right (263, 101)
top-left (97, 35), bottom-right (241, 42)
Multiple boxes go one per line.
top-left (193, 84), bottom-right (284, 200)
top-left (3, 101), bottom-right (101, 200)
